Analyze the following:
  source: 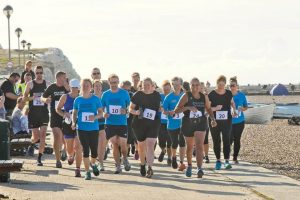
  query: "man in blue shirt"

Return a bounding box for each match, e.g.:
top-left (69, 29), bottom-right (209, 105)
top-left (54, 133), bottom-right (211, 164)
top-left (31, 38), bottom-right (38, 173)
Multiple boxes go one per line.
top-left (101, 74), bottom-right (131, 174)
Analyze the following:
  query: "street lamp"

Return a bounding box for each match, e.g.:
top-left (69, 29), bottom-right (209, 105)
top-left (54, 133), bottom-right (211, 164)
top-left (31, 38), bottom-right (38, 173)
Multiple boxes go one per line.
top-left (3, 5), bottom-right (13, 62)
top-left (15, 28), bottom-right (22, 67)
top-left (26, 42), bottom-right (31, 58)
top-left (21, 40), bottom-right (26, 65)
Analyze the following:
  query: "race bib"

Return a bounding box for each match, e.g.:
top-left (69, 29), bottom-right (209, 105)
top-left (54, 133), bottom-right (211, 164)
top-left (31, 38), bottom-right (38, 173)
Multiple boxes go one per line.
top-left (82, 112), bottom-right (94, 122)
top-left (143, 109), bottom-right (156, 120)
top-left (189, 111), bottom-right (202, 119)
top-left (109, 105), bottom-right (121, 115)
top-left (33, 97), bottom-right (44, 106)
top-left (216, 111), bottom-right (228, 120)
top-left (234, 109), bottom-right (242, 118)
top-left (161, 113), bottom-right (168, 120)
top-left (173, 113), bottom-right (184, 120)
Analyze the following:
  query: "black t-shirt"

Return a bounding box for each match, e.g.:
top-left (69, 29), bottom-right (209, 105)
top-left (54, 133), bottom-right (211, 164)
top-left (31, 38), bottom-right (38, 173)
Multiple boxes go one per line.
top-left (130, 86), bottom-right (138, 94)
top-left (131, 90), bottom-right (161, 120)
top-left (0, 79), bottom-right (17, 110)
top-left (0, 89), bottom-right (3, 96)
top-left (208, 89), bottom-right (233, 120)
top-left (21, 70), bottom-right (35, 83)
top-left (183, 92), bottom-right (206, 118)
top-left (42, 83), bottom-right (68, 114)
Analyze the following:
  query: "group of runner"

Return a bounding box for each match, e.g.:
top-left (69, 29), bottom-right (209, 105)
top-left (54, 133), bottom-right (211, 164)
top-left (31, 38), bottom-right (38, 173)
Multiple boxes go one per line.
top-left (7, 61), bottom-right (248, 180)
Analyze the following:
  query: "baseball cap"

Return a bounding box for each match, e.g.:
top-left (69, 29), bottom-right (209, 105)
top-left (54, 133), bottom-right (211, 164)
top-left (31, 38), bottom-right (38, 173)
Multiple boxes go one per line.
top-left (69, 79), bottom-right (80, 88)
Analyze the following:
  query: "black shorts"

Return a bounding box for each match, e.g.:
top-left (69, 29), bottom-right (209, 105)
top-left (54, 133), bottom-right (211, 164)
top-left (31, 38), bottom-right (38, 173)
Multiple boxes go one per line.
top-left (28, 111), bottom-right (49, 129)
top-left (132, 119), bottom-right (160, 142)
top-left (50, 112), bottom-right (63, 128)
top-left (62, 121), bottom-right (77, 139)
top-left (99, 124), bottom-right (105, 131)
top-left (105, 125), bottom-right (128, 140)
top-left (181, 117), bottom-right (207, 137)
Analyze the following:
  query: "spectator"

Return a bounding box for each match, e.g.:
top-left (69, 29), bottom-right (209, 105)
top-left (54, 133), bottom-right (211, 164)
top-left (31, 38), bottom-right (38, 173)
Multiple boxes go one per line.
top-left (21, 60), bottom-right (35, 83)
top-left (0, 73), bottom-right (20, 116)
top-left (18, 72), bottom-right (32, 96)
top-left (12, 97), bottom-right (28, 135)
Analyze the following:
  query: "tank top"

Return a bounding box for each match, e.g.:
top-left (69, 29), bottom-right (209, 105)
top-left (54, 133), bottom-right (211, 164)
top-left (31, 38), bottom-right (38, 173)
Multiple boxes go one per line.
top-left (183, 92), bottom-right (206, 118)
top-left (64, 94), bottom-right (75, 113)
top-left (29, 80), bottom-right (48, 113)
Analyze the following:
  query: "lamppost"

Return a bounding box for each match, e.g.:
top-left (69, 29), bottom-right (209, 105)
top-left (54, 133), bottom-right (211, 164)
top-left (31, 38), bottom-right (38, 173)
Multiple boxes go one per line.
top-left (15, 28), bottom-right (22, 67)
top-left (26, 42), bottom-right (31, 58)
top-left (21, 40), bottom-right (27, 65)
top-left (3, 5), bottom-right (13, 62)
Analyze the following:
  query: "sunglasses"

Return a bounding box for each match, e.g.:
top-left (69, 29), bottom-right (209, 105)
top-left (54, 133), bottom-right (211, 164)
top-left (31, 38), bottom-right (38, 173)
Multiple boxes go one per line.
top-left (230, 84), bottom-right (237, 87)
top-left (36, 72), bottom-right (43, 75)
top-left (109, 81), bottom-right (118, 84)
top-left (92, 72), bottom-right (100, 75)
top-left (191, 84), bottom-right (200, 87)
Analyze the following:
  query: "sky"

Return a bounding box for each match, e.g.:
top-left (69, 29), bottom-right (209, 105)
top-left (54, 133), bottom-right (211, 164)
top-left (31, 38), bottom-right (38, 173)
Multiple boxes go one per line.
top-left (0, 0), bottom-right (300, 85)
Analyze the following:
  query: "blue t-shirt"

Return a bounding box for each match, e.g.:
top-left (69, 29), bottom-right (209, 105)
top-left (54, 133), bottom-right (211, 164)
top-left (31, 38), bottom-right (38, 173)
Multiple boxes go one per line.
top-left (160, 93), bottom-right (167, 124)
top-left (101, 88), bottom-right (130, 126)
top-left (163, 92), bottom-right (184, 130)
top-left (232, 91), bottom-right (248, 124)
top-left (73, 95), bottom-right (102, 131)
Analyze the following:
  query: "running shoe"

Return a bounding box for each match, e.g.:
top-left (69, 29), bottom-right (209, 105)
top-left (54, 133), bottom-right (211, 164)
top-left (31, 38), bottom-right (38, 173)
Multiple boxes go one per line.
top-left (134, 151), bottom-right (139, 160)
top-left (27, 145), bottom-right (35, 157)
top-left (56, 160), bottom-right (62, 168)
top-left (172, 157), bottom-right (178, 169)
top-left (224, 161), bottom-right (232, 169)
top-left (167, 158), bottom-right (172, 166)
top-left (204, 156), bottom-right (210, 164)
top-left (68, 156), bottom-right (74, 165)
top-left (61, 150), bottom-right (67, 161)
top-left (215, 161), bottom-right (222, 170)
top-left (85, 171), bottom-right (91, 180)
top-left (114, 165), bottom-right (122, 174)
top-left (146, 167), bottom-right (153, 178)
top-left (123, 158), bottom-right (131, 171)
top-left (178, 163), bottom-right (186, 171)
top-left (91, 164), bottom-right (100, 176)
top-left (186, 165), bottom-right (192, 177)
top-left (75, 168), bottom-right (81, 177)
top-left (233, 158), bottom-right (239, 165)
top-left (98, 163), bottom-right (105, 172)
top-left (197, 168), bottom-right (204, 178)
top-left (36, 160), bottom-right (43, 166)
top-left (158, 150), bottom-right (165, 162)
top-left (140, 165), bottom-right (146, 177)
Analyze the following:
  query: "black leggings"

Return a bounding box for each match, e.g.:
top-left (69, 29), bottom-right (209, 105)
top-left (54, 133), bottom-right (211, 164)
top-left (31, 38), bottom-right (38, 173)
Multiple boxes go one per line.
top-left (78, 130), bottom-right (99, 158)
top-left (158, 124), bottom-right (172, 149)
top-left (204, 127), bottom-right (209, 145)
top-left (168, 128), bottom-right (186, 149)
top-left (230, 122), bottom-right (245, 159)
top-left (209, 120), bottom-right (232, 160)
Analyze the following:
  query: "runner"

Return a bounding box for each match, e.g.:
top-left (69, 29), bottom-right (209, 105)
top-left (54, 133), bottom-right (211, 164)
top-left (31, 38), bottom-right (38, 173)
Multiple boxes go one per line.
top-left (93, 80), bottom-right (107, 171)
top-left (18, 72), bottom-right (32, 96)
top-left (175, 77), bottom-right (217, 178)
top-left (229, 76), bottom-right (248, 164)
top-left (200, 82), bottom-right (210, 163)
top-left (158, 80), bottom-right (172, 166)
top-left (208, 75), bottom-right (237, 170)
top-left (42, 71), bottom-right (69, 168)
top-left (91, 67), bottom-right (110, 92)
top-left (130, 72), bottom-right (140, 93)
top-left (72, 78), bottom-right (102, 180)
top-left (130, 77), bottom-right (161, 178)
top-left (21, 60), bottom-right (35, 84)
top-left (23, 66), bottom-right (50, 166)
top-left (163, 77), bottom-right (186, 170)
top-left (101, 74), bottom-right (131, 174)
top-left (56, 79), bottom-right (83, 177)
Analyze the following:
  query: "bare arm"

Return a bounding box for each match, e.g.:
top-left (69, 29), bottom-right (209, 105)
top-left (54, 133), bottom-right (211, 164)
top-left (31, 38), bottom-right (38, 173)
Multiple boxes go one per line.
top-left (205, 95), bottom-right (216, 121)
top-left (23, 81), bottom-right (34, 102)
top-left (174, 93), bottom-right (194, 113)
top-left (5, 92), bottom-right (19, 100)
top-left (56, 94), bottom-right (67, 117)
top-left (129, 102), bottom-right (140, 115)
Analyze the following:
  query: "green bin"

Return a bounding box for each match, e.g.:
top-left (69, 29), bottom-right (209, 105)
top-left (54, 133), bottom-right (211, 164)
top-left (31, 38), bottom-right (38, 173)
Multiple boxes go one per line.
top-left (0, 119), bottom-right (10, 182)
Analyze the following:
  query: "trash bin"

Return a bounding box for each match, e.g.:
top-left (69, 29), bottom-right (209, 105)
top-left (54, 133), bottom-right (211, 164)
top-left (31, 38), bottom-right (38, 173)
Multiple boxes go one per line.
top-left (0, 118), bottom-right (10, 182)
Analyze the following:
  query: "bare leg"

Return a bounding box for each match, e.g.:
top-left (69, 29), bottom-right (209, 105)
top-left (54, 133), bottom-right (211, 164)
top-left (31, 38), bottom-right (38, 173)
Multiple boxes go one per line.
top-left (145, 138), bottom-right (157, 167)
top-left (52, 127), bottom-right (63, 161)
top-left (74, 137), bottom-right (82, 168)
top-left (138, 141), bottom-right (146, 165)
top-left (97, 130), bottom-right (107, 165)
top-left (194, 131), bottom-right (205, 168)
top-left (185, 137), bottom-right (194, 166)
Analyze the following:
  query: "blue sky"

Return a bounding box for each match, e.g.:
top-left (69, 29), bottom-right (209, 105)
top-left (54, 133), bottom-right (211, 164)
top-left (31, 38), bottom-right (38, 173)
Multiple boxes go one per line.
top-left (0, 0), bottom-right (299, 85)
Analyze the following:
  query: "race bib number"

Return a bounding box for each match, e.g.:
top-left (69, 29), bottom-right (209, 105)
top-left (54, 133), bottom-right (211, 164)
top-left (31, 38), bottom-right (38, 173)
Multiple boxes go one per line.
top-left (216, 111), bottom-right (228, 120)
top-left (82, 112), bottom-right (94, 122)
top-left (189, 111), bottom-right (202, 119)
top-left (109, 105), bottom-right (121, 115)
top-left (161, 113), bottom-right (168, 120)
top-left (173, 113), bottom-right (184, 120)
top-left (33, 97), bottom-right (44, 106)
top-left (143, 109), bottom-right (156, 120)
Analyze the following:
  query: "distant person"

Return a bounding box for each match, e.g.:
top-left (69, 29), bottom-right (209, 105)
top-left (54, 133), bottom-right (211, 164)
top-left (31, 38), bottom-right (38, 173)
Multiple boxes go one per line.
top-left (11, 97), bottom-right (28, 135)
top-left (0, 89), bottom-right (6, 119)
top-left (182, 81), bottom-right (190, 92)
top-left (131, 72), bottom-right (140, 93)
top-left (18, 72), bottom-right (32, 96)
top-left (21, 60), bottom-right (35, 83)
top-left (91, 67), bottom-right (110, 92)
top-left (0, 72), bottom-right (20, 116)
top-left (229, 76), bottom-right (248, 164)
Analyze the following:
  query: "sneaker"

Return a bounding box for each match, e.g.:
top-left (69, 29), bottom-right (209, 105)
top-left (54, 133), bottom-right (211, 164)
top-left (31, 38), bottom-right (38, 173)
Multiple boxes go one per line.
top-left (91, 164), bottom-right (100, 176)
top-left (204, 156), bottom-right (210, 164)
top-left (197, 168), bottom-right (204, 178)
top-left (186, 165), bottom-right (192, 177)
top-left (85, 171), bottom-right (91, 180)
top-left (37, 160), bottom-right (43, 166)
top-left (61, 150), bottom-right (67, 161)
top-left (178, 163), bottom-right (186, 171)
top-left (114, 165), bottom-right (122, 174)
top-left (56, 160), bottom-right (62, 168)
top-left (68, 156), bottom-right (74, 165)
top-left (167, 158), bottom-right (172, 166)
top-left (215, 161), bottom-right (222, 170)
top-left (233, 158), bottom-right (239, 165)
top-left (140, 164), bottom-right (146, 176)
top-left (224, 161), bottom-right (232, 169)
top-left (98, 163), bottom-right (105, 172)
top-left (172, 157), bottom-right (178, 169)
top-left (146, 167), bottom-right (153, 178)
top-left (27, 145), bottom-right (34, 157)
top-left (75, 168), bottom-right (81, 177)
top-left (123, 158), bottom-right (131, 171)
top-left (134, 151), bottom-right (139, 160)
top-left (158, 150), bottom-right (165, 162)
